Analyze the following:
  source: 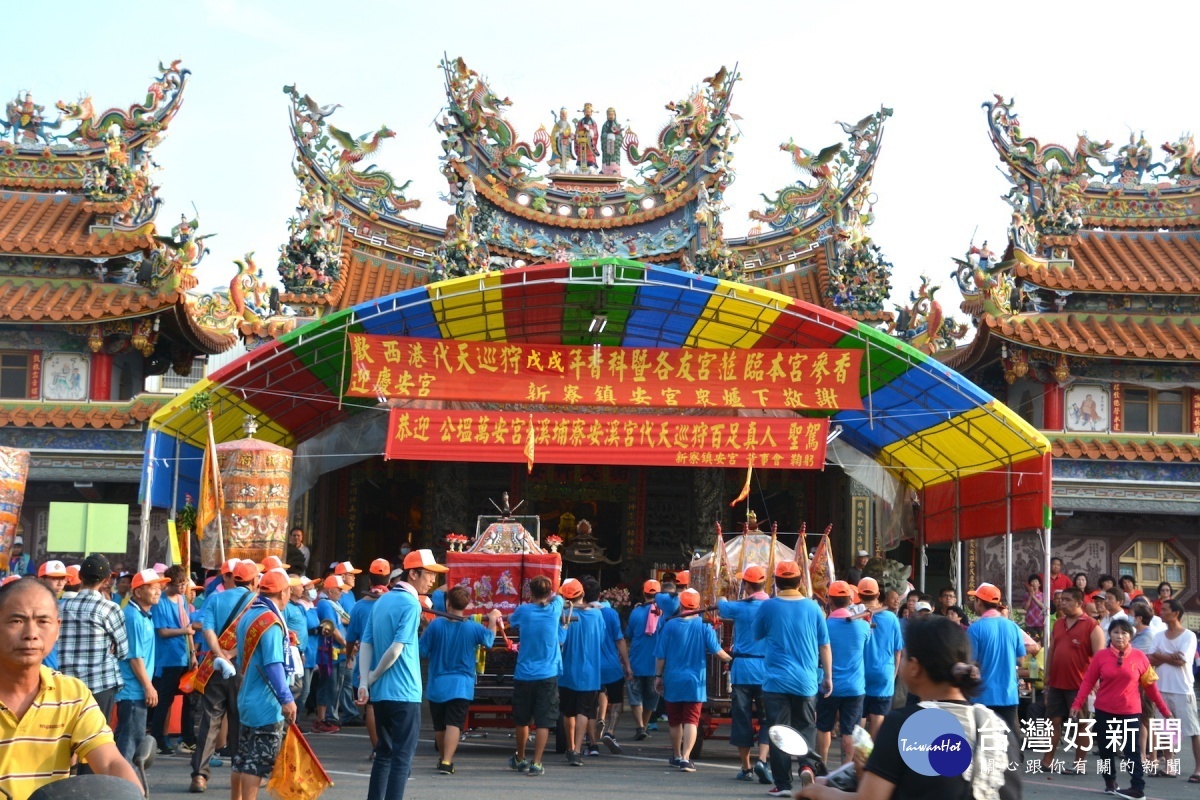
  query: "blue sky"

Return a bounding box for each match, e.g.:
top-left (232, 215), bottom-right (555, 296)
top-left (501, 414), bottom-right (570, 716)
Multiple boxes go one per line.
top-left (6, 0), bottom-right (1198, 326)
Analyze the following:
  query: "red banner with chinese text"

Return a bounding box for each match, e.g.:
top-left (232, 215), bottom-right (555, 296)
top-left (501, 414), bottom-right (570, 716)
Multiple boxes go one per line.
top-left (445, 552), bottom-right (561, 616)
top-left (386, 409), bottom-right (829, 470)
top-left (347, 334), bottom-right (863, 411)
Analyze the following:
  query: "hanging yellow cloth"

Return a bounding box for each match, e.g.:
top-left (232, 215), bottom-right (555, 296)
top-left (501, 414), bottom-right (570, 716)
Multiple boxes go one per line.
top-left (266, 723), bottom-right (334, 800)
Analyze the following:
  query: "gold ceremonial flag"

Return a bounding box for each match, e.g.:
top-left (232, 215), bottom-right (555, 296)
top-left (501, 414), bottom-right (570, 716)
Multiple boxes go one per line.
top-left (523, 413), bottom-right (535, 474)
top-left (195, 413), bottom-right (223, 539)
top-left (729, 461), bottom-right (752, 506)
top-left (267, 723), bottom-right (333, 800)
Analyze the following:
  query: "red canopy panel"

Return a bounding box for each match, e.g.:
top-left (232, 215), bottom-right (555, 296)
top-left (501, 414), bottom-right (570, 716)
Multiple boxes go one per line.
top-left (922, 453), bottom-right (1051, 543)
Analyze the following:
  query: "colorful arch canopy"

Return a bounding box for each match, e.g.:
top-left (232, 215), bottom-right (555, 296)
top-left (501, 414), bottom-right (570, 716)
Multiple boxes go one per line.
top-left (143, 260), bottom-right (1050, 541)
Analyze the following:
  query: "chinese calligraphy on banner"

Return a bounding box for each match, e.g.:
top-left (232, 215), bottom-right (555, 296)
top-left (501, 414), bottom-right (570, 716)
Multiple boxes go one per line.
top-left (386, 409), bottom-right (830, 469)
top-left (347, 334), bottom-right (864, 411)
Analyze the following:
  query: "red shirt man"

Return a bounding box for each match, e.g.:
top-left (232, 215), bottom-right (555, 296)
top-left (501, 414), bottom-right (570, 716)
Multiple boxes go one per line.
top-left (1044, 557), bottom-right (1073, 595)
top-left (1040, 587), bottom-right (1105, 770)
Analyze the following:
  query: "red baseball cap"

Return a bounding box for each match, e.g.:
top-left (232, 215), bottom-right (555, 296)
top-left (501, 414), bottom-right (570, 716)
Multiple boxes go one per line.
top-left (642, 579), bottom-right (661, 594)
top-left (259, 568), bottom-right (290, 594)
top-left (968, 583), bottom-right (1003, 604)
top-left (774, 560), bottom-right (802, 578)
top-left (679, 588), bottom-right (701, 609)
top-left (828, 580), bottom-right (859, 601)
top-left (369, 558), bottom-right (392, 576)
top-left (857, 577), bottom-right (880, 597)
top-left (741, 565), bottom-right (767, 583)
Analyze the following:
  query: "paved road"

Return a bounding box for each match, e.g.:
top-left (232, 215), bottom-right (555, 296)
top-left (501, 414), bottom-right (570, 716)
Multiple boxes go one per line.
top-left (137, 718), bottom-right (1197, 800)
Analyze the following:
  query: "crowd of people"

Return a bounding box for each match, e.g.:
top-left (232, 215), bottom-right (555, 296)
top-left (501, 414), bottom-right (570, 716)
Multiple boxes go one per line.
top-left (2, 542), bottom-right (1196, 800)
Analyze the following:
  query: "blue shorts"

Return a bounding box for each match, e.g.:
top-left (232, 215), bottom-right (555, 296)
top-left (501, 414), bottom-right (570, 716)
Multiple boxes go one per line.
top-left (627, 675), bottom-right (658, 710)
top-left (863, 695), bottom-right (893, 717)
top-left (815, 694), bottom-right (864, 736)
top-left (730, 684), bottom-right (769, 747)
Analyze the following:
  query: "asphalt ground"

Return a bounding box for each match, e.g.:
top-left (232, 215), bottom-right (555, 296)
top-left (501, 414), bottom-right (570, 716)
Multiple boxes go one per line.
top-left (136, 713), bottom-right (1200, 800)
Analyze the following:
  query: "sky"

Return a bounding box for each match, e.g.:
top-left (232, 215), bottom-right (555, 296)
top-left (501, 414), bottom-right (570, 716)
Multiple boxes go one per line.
top-left (7, 0), bottom-right (1200, 331)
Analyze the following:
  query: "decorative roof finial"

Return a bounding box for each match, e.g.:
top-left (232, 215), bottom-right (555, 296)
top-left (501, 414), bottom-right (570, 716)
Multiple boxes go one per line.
top-left (242, 414), bottom-right (259, 438)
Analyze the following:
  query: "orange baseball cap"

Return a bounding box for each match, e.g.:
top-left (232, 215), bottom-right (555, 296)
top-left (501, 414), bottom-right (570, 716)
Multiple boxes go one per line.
top-left (221, 558), bottom-right (239, 575)
top-left (560, 578), bottom-right (584, 599)
top-left (65, 565), bottom-right (81, 587)
top-left (369, 558), bottom-right (392, 576)
top-left (968, 583), bottom-right (1003, 604)
top-left (402, 549), bottom-right (448, 573)
top-left (774, 560), bottom-right (802, 578)
top-left (131, 568), bottom-right (170, 590)
top-left (323, 575), bottom-right (345, 591)
top-left (741, 565), bottom-right (767, 583)
top-left (642, 579), bottom-right (661, 594)
top-left (857, 577), bottom-right (880, 596)
top-left (261, 555), bottom-right (290, 571)
top-left (334, 561), bottom-right (362, 575)
top-left (233, 560), bottom-right (260, 584)
top-left (679, 588), bottom-right (701, 609)
top-left (259, 568), bottom-right (290, 594)
top-left (828, 580), bottom-right (859, 601)
top-left (675, 570), bottom-right (690, 586)
top-left (0, 575), bottom-right (20, 586)
top-left (38, 560), bottom-right (67, 578)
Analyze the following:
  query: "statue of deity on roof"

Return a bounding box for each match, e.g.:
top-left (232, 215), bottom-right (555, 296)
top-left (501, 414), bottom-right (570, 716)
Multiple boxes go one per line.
top-left (574, 103), bottom-right (599, 173)
top-left (600, 107), bottom-right (624, 175)
top-left (549, 108), bottom-right (573, 172)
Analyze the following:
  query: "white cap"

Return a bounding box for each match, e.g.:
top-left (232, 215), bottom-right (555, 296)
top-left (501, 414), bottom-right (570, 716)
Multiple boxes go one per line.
top-left (915, 601), bottom-right (933, 612)
top-left (856, 549), bottom-right (869, 558)
top-left (13, 536), bottom-right (22, 546)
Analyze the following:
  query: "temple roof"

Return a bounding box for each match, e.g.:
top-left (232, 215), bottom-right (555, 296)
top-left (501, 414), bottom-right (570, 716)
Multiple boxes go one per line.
top-left (982, 311), bottom-right (1200, 361)
top-left (0, 276), bottom-right (188, 322)
top-left (0, 191), bottom-right (153, 257)
top-left (1016, 230), bottom-right (1200, 294)
top-left (1052, 434), bottom-right (1200, 463)
top-left (0, 395), bottom-right (165, 429)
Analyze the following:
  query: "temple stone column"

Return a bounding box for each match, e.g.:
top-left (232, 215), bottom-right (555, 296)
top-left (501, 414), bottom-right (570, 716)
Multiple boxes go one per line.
top-left (848, 478), bottom-right (873, 558)
top-left (427, 462), bottom-right (471, 542)
top-left (692, 467), bottom-right (725, 548)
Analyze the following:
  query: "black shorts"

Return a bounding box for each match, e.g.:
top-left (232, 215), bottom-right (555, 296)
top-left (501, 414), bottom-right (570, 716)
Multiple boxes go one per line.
top-left (231, 721), bottom-right (286, 779)
top-left (815, 694), bottom-right (865, 736)
top-left (429, 699), bottom-right (471, 732)
top-left (513, 678), bottom-right (560, 729)
top-left (559, 686), bottom-right (598, 719)
top-left (863, 695), bottom-right (893, 717)
top-left (602, 678), bottom-right (624, 705)
top-left (1044, 686), bottom-right (1078, 720)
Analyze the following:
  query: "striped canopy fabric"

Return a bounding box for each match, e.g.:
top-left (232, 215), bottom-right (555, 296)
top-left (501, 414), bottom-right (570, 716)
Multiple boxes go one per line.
top-left (143, 260), bottom-right (1050, 541)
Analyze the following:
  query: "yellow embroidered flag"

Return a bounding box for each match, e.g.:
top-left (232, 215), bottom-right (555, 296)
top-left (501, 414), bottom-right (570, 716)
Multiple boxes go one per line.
top-left (523, 414), bottom-right (535, 474)
top-left (267, 723), bottom-right (333, 800)
top-left (729, 462), bottom-right (752, 506)
top-left (195, 428), bottom-right (223, 539)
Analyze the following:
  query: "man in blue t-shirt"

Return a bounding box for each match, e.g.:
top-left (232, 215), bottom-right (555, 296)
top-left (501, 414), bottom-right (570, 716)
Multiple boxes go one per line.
top-left (857, 577), bottom-right (903, 737)
top-left (816, 580), bottom-right (870, 765)
top-left (584, 577), bottom-right (631, 756)
top-left (115, 568), bottom-right (170, 763)
top-left (718, 565), bottom-right (772, 784)
top-left (558, 578), bottom-right (604, 766)
top-left (358, 548), bottom-right (446, 800)
top-left (968, 582), bottom-right (1033, 733)
top-left (654, 588), bottom-right (732, 772)
top-left (624, 579), bottom-right (662, 742)
top-left (191, 559), bottom-right (258, 793)
top-left (313, 574), bottom-right (350, 731)
top-left (753, 560), bottom-right (831, 796)
top-left (149, 565), bottom-right (194, 755)
top-left (418, 585), bottom-right (499, 774)
top-left (344, 559), bottom-right (391, 740)
top-left (234, 569), bottom-right (297, 800)
top-left (506, 575), bottom-right (565, 776)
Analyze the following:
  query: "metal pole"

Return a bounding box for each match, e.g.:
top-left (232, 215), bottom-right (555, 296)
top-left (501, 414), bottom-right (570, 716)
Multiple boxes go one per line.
top-left (137, 429), bottom-right (156, 572)
top-left (1043, 520), bottom-right (1053, 655)
top-left (917, 490), bottom-right (926, 593)
top-left (168, 434), bottom-right (181, 567)
top-left (1005, 467), bottom-right (1013, 605)
top-left (953, 479), bottom-right (961, 595)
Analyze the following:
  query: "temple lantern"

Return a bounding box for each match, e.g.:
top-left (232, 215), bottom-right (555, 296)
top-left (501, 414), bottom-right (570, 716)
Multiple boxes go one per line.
top-left (199, 415), bottom-right (293, 567)
top-left (0, 447), bottom-right (30, 573)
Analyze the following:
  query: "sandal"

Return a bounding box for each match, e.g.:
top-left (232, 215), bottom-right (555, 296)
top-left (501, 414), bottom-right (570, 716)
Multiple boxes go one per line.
top-left (1186, 774), bottom-right (1200, 783)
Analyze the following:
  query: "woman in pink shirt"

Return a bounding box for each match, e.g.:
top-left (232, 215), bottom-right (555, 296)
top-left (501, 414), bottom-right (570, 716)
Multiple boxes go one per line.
top-left (1070, 618), bottom-right (1170, 798)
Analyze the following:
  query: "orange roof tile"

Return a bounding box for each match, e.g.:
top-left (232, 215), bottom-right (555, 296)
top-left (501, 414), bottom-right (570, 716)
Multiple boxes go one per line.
top-left (755, 269), bottom-right (822, 306)
top-left (0, 276), bottom-right (181, 322)
top-left (985, 311), bottom-right (1200, 360)
top-left (1017, 230), bottom-right (1200, 293)
top-left (0, 396), bottom-right (166, 429)
top-left (0, 191), bottom-right (152, 257)
top-left (339, 249), bottom-right (430, 309)
top-left (1052, 436), bottom-right (1200, 463)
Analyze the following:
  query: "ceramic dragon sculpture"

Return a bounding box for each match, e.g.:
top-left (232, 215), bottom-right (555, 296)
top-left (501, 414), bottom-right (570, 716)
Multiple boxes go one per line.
top-left (440, 55), bottom-right (546, 185)
top-left (56, 61), bottom-right (189, 144)
top-left (889, 276), bottom-right (967, 355)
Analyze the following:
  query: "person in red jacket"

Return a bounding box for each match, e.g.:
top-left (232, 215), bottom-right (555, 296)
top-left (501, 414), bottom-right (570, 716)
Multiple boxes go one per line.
top-left (1071, 618), bottom-right (1171, 799)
